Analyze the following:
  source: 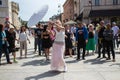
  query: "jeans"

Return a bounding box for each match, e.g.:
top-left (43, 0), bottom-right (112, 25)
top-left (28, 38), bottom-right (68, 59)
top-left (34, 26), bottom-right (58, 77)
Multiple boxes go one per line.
top-left (0, 44), bottom-right (10, 63)
top-left (38, 38), bottom-right (42, 55)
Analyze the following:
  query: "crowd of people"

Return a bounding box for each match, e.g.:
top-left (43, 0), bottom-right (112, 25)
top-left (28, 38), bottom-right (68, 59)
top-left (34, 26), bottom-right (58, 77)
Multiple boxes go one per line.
top-left (0, 19), bottom-right (120, 72)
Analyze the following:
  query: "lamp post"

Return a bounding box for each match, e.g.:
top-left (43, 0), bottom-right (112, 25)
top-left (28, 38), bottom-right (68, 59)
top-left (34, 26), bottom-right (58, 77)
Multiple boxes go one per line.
top-left (89, 0), bottom-right (92, 11)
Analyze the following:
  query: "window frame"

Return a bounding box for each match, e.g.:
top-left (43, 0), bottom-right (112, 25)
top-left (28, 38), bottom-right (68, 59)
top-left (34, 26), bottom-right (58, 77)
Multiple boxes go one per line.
top-left (113, 0), bottom-right (118, 5)
top-left (95, 0), bottom-right (100, 6)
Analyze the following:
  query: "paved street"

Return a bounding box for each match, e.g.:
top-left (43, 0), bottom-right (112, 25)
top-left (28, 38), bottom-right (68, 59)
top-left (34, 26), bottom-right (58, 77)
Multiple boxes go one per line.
top-left (0, 36), bottom-right (120, 80)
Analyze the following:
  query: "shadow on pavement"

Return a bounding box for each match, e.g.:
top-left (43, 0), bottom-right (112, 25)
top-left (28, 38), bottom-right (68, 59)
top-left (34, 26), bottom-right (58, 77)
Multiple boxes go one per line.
top-left (109, 63), bottom-right (120, 67)
top-left (25, 71), bottom-right (62, 80)
top-left (21, 59), bottom-right (50, 66)
top-left (66, 59), bottom-right (79, 63)
top-left (84, 58), bottom-right (110, 64)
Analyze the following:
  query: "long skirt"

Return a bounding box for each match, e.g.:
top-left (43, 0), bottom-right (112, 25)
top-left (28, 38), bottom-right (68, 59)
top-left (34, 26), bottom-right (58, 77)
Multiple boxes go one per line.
top-left (86, 38), bottom-right (95, 50)
top-left (51, 42), bottom-right (66, 71)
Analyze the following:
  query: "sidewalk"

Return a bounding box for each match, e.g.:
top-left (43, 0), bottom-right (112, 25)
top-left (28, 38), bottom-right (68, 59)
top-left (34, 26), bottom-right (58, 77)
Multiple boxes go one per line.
top-left (0, 36), bottom-right (120, 80)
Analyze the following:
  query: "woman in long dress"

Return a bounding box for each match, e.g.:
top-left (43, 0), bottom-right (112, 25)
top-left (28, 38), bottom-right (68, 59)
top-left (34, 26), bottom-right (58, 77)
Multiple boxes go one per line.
top-left (86, 24), bottom-right (95, 55)
top-left (50, 20), bottom-right (67, 72)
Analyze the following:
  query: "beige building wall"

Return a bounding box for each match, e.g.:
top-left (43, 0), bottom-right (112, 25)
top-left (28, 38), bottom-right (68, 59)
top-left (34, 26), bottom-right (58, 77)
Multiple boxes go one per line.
top-left (11, 1), bottom-right (20, 29)
top-left (0, 0), bottom-right (11, 24)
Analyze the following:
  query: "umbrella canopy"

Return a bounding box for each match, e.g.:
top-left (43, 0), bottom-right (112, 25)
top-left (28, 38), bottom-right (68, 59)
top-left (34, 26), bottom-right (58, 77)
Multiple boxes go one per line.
top-left (27, 5), bottom-right (49, 27)
top-left (64, 20), bottom-right (77, 25)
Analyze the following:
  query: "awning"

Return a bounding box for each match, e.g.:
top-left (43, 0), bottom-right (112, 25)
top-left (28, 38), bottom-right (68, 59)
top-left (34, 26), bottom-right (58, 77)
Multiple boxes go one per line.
top-left (76, 13), bottom-right (83, 20)
top-left (89, 9), bottom-right (120, 17)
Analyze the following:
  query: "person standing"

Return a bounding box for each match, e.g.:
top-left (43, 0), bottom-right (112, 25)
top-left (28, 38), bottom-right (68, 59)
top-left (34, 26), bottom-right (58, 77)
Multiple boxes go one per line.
top-left (112, 22), bottom-right (119, 49)
top-left (0, 24), bottom-right (12, 65)
top-left (65, 25), bottom-right (73, 57)
top-left (76, 22), bottom-right (88, 60)
top-left (86, 24), bottom-right (95, 55)
top-left (51, 20), bottom-right (67, 72)
top-left (103, 23), bottom-right (115, 62)
top-left (34, 23), bottom-right (43, 55)
top-left (41, 25), bottom-right (51, 61)
top-left (97, 20), bottom-right (106, 58)
top-left (7, 27), bottom-right (18, 63)
top-left (18, 26), bottom-right (30, 58)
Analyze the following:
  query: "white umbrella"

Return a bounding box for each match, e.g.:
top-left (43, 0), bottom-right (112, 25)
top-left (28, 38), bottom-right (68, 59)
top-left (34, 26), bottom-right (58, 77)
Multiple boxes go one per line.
top-left (27, 5), bottom-right (49, 27)
top-left (64, 20), bottom-right (77, 25)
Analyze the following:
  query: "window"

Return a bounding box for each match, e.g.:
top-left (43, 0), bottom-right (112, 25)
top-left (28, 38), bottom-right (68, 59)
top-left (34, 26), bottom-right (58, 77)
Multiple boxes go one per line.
top-left (0, 0), bottom-right (2, 5)
top-left (113, 0), bottom-right (118, 5)
top-left (95, 0), bottom-right (100, 6)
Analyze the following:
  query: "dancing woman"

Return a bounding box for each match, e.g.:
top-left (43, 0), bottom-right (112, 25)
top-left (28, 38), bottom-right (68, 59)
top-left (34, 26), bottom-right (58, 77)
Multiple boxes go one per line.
top-left (50, 20), bottom-right (67, 72)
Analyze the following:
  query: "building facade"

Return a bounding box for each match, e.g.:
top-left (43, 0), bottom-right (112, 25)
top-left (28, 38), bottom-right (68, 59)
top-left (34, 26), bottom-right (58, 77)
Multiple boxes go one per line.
top-left (63, 0), bottom-right (74, 22)
top-left (63, 0), bottom-right (120, 24)
top-left (80, 0), bottom-right (120, 24)
top-left (11, 1), bottom-right (20, 29)
top-left (0, 0), bottom-right (11, 24)
top-left (0, 0), bottom-right (20, 29)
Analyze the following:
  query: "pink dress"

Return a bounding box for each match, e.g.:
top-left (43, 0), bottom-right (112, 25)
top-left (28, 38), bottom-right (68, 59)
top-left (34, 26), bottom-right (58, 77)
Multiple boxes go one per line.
top-left (51, 29), bottom-right (66, 71)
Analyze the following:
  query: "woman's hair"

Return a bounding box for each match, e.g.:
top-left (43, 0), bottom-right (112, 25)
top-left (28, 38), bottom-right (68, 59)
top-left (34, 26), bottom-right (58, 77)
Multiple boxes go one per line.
top-left (20, 26), bottom-right (26, 33)
top-left (0, 24), bottom-right (4, 32)
top-left (43, 25), bottom-right (48, 32)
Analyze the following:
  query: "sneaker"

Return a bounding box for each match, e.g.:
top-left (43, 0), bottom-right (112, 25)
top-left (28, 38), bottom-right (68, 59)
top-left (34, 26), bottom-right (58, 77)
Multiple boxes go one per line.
top-left (64, 66), bottom-right (67, 72)
top-left (14, 60), bottom-right (18, 63)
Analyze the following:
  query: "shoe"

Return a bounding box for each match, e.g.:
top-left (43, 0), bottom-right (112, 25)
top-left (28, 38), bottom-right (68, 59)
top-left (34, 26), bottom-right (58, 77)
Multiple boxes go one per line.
top-left (103, 56), bottom-right (107, 58)
top-left (14, 60), bottom-right (18, 63)
top-left (7, 62), bottom-right (12, 64)
top-left (82, 58), bottom-right (85, 60)
top-left (97, 56), bottom-right (100, 58)
top-left (39, 53), bottom-right (41, 56)
top-left (112, 59), bottom-right (116, 62)
top-left (64, 66), bottom-right (67, 72)
top-left (106, 58), bottom-right (111, 60)
top-left (76, 58), bottom-right (80, 60)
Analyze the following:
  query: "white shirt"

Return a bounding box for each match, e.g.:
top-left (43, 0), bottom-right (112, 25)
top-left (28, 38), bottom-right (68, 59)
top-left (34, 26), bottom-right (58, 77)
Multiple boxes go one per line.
top-left (54, 29), bottom-right (65, 42)
top-left (19, 32), bottom-right (28, 41)
top-left (112, 26), bottom-right (119, 36)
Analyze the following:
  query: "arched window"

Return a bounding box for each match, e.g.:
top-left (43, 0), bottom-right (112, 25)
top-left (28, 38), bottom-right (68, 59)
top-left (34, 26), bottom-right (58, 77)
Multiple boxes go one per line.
top-left (0, 0), bottom-right (2, 5)
top-left (113, 0), bottom-right (118, 5)
top-left (95, 0), bottom-right (100, 6)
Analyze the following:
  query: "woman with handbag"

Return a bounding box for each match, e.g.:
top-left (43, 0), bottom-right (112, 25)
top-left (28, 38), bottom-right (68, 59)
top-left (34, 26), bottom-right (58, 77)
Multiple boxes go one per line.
top-left (7, 27), bottom-right (18, 63)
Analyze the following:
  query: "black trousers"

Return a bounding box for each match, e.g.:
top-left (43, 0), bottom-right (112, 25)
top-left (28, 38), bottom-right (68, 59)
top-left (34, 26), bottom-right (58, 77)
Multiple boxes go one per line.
top-left (77, 42), bottom-right (86, 59)
top-left (98, 39), bottom-right (106, 57)
top-left (0, 44), bottom-right (10, 63)
top-left (105, 40), bottom-right (115, 59)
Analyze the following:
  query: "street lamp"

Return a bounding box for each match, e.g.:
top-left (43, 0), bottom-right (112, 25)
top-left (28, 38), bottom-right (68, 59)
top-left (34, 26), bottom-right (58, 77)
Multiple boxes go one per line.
top-left (89, 0), bottom-right (92, 11)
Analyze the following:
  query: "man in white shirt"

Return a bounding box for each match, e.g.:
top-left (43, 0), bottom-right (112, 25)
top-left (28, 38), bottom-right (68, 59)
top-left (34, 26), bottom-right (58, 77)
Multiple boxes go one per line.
top-left (112, 22), bottom-right (119, 49)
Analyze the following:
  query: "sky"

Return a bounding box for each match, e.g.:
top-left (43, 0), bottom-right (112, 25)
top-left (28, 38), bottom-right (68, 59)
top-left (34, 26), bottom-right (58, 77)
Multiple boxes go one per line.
top-left (10, 0), bottom-right (66, 21)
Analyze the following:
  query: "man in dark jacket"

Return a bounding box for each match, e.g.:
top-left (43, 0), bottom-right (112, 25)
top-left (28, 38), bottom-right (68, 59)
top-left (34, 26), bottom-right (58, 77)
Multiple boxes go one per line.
top-left (76, 22), bottom-right (88, 60)
top-left (97, 20), bottom-right (106, 58)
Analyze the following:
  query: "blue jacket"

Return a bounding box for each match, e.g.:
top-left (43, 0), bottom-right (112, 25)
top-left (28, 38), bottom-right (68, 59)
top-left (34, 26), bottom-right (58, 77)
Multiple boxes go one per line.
top-left (75, 26), bottom-right (88, 41)
top-left (0, 32), bottom-right (2, 48)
